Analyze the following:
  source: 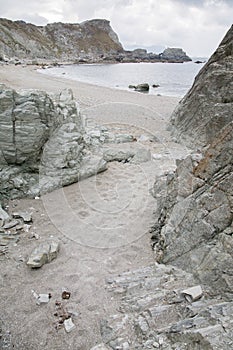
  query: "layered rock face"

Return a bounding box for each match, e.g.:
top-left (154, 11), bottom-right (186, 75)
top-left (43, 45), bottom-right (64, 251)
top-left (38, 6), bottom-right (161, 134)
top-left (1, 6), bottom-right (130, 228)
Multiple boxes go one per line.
top-left (0, 84), bottom-right (106, 199)
top-left (170, 25), bottom-right (233, 148)
top-left (152, 123), bottom-right (233, 298)
top-left (152, 26), bottom-right (233, 300)
top-left (0, 18), bottom-right (124, 62)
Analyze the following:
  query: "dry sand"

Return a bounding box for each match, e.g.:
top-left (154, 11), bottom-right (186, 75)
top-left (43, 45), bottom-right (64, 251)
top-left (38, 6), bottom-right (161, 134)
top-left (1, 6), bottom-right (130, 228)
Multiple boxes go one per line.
top-left (0, 64), bottom-right (188, 349)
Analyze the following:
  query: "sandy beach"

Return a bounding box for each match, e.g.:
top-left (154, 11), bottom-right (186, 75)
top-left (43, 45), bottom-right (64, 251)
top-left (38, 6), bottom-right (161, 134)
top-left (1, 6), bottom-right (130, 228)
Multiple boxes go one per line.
top-left (0, 64), bottom-right (188, 349)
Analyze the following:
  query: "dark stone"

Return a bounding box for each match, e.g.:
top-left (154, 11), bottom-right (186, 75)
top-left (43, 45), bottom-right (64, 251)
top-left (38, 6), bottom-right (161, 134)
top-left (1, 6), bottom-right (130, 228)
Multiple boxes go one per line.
top-left (134, 83), bottom-right (149, 92)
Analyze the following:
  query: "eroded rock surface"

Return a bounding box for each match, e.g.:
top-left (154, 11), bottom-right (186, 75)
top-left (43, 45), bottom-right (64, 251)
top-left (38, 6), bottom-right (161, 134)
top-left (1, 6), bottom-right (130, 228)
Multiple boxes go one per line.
top-left (152, 122), bottom-right (233, 299)
top-left (170, 25), bottom-right (233, 148)
top-left (151, 26), bottom-right (233, 300)
top-left (99, 263), bottom-right (233, 349)
top-left (0, 85), bottom-right (107, 198)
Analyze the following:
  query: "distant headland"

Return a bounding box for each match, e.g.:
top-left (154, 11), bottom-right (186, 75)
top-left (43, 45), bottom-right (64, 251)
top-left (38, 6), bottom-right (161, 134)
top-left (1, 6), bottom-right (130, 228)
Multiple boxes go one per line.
top-left (0, 18), bottom-right (192, 64)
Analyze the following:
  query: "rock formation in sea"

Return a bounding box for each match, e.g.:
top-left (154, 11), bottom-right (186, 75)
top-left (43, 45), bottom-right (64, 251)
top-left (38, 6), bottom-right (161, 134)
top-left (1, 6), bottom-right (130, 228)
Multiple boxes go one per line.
top-left (159, 47), bottom-right (192, 62)
top-left (0, 18), bottom-right (192, 64)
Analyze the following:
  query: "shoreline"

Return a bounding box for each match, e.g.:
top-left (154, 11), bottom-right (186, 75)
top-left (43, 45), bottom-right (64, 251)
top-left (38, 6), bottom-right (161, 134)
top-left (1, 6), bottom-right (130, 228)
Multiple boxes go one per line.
top-left (0, 63), bottom-right (180, 116)
top-left (37, 60), bottom-right (196, 98)
top-left (0, 65), bottom-right (182, 102)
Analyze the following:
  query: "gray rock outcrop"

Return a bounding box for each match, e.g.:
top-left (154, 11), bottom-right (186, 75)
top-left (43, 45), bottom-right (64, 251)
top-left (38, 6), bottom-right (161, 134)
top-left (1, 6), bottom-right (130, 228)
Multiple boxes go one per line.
top-left (0, 84), bottom-right (107, 199)
top-left (151, 25), bottom-right (233, 300)
top-left (0, 18), bottom-right (124, 63)
top-left (152, 123), bottom-right (233, 298)
top-left (100, 263), bottom-right (233, 349)
top-left (95, 25), bottom-right (232, 350)
top-left (0, 17), bottom-right (191, 64)
top-left (170, 25), bottom-right (233, 148)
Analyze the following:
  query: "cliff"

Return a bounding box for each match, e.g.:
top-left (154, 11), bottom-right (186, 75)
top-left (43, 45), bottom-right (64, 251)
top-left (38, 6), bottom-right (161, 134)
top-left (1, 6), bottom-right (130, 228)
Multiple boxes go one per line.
top-left (0, 18), bottom-right (191, 64)
top-left (152, 25), bottom-right (233, 299)
top-left (0, 18), bottom-right (124, 62)
top-left (170, 25), bottom-right (233, 148)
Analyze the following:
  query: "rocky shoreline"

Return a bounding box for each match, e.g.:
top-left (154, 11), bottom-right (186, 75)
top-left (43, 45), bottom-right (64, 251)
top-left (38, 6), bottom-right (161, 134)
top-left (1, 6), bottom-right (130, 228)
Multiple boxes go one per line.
top-left (0, 22), bottom-right (232, 350)
top-left (0, 18), bottom-right (191, 65)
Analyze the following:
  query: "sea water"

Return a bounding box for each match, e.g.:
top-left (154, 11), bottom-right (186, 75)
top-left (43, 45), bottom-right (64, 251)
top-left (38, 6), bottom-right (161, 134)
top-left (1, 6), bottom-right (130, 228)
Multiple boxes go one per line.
top-left (39, 60), bottom-right (206, 97)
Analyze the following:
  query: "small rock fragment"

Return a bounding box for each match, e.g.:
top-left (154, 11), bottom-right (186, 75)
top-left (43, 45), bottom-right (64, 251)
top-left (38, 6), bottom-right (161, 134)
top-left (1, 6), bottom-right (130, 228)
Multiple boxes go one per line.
top-left (27, 241), bottom-right (60, 268)
top-left (13, 211), bottom-right (32, 223)
top-left (29, 232), bottom-right (40, 240)
top-left (3, 220), bottom-right (19, 229)
top-left (181, 285), bottom-right (203, 302)
top-left (64, 317), bottom-right (75, 333)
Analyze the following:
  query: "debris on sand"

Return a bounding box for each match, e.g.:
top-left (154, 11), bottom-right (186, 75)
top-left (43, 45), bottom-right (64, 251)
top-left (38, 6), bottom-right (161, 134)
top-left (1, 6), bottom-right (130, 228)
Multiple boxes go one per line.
top-left (27, 241), bottom-right (60, 268)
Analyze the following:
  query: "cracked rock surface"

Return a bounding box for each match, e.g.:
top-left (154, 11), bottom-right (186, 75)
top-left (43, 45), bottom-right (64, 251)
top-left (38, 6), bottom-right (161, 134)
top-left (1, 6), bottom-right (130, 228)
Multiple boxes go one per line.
top-left (170, 25), bottom-right (233, 148)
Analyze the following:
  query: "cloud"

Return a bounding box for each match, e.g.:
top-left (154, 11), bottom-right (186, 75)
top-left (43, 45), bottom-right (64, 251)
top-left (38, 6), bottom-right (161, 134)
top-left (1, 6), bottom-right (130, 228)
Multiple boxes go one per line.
top-left (0, 0), bottom-right (232, 56)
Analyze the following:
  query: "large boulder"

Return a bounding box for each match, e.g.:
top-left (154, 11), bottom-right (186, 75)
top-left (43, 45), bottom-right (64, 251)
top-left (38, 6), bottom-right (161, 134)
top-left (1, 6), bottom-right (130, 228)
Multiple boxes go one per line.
top-left (170, 25), bottom-right (233, 148)
top-left (0, 85), bottom-right (106, 199)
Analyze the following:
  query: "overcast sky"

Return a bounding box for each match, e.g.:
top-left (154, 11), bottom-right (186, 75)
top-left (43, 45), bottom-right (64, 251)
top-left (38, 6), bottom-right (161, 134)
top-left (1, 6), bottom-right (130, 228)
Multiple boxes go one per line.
top-left (0, 0), bottom-right (232, 56)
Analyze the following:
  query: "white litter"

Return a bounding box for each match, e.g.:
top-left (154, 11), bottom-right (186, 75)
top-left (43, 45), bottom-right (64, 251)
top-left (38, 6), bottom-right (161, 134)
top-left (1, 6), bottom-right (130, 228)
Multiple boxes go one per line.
top-left (64, 317), bottom-right (76, 333)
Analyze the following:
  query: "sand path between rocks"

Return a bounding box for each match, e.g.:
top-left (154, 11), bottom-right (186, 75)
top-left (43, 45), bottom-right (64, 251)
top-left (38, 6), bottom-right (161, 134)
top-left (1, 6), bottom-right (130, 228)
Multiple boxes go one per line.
top-left (0, 65), bottom-right (189, 349)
